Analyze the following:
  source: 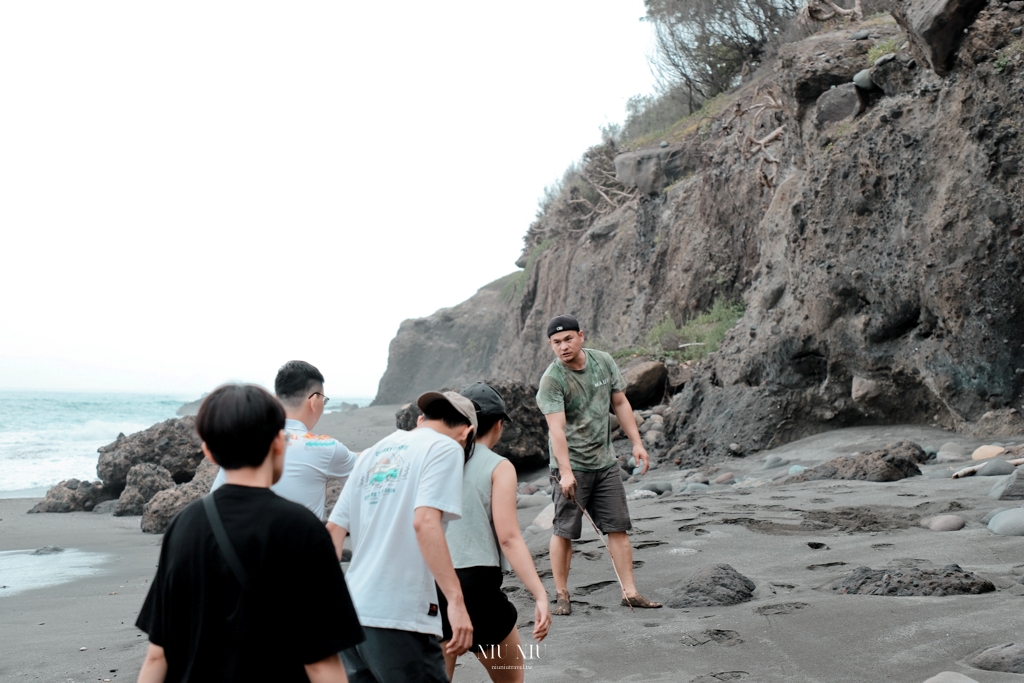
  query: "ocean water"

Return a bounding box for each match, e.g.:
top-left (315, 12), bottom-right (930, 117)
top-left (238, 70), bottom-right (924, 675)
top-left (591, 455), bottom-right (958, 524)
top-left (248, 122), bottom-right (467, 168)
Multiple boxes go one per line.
top-left (0, 391), bottom-right (374, 496)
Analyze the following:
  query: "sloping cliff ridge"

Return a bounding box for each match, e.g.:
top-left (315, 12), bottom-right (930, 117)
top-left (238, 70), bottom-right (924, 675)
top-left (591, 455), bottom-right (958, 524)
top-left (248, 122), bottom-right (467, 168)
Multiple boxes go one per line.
top-left (374, 3), bottom-right (1024, 464)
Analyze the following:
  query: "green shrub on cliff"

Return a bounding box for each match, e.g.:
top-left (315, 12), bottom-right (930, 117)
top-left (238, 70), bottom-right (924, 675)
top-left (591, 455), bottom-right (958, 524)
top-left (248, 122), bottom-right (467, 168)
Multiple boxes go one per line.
top-left (647, 298), bottom-right (745, 360)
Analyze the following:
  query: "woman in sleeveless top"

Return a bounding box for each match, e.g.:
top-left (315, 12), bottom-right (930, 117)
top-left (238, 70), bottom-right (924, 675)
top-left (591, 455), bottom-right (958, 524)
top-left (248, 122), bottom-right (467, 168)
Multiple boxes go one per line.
top-left (438, 383), bottom-right (551, 682)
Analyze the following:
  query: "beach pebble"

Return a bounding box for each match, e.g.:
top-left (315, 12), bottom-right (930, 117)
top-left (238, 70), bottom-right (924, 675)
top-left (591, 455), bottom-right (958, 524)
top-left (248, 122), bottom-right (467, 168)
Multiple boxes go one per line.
top-left (853, 69), bottom-right (875, 90)
top-left (978, 459), bottom-right (1016, 476)
top-left (687, 473), bottom-right (710, 484)
top-left (922, 673), bottom-right (980, 683)
top-left (684, 483), bottom-right (710, 494)
top-left (920, 515), bottom-right (966, 531)
top-left (92, 500), bottom-right (118, 514)
top-left (981, 508), bottom-right (1010, 524)
top-left (627, 489), bottom-right (659, 501)
top-left (530, 475), bottom-right (549, 488)
top-left (989, 470), bottom-right (1024, 500)
top-left (788, 465), bottom-right (807, 475)
top-left (939, 442), bottom-right (963, 455)
top-left (517, 495), bottom-right (548, 509)
top-left (966, 642), bottom-right (1024, 673)
top-left (640, 481), bottom-right (673, 494)
top-left (988, 509), bottom-right (1024, 536)
top-left (850, 29), bottom-right (871, 40)
top-left (531, 503), bottom-right (555, 530)
top-left (973, 445), bottom-right (1007, 460)
top-left (714, 472), bottom-right (736, 485)
top-left (518, 483), bottom-right (538, 495)
top-left (762, 455), bottom-right (789, 469)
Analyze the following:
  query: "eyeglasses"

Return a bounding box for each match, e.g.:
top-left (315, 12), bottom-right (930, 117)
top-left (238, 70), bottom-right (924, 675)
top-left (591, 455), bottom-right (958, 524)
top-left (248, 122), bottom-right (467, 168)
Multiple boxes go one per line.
top-left (309, 392), bottom-right (330, 405)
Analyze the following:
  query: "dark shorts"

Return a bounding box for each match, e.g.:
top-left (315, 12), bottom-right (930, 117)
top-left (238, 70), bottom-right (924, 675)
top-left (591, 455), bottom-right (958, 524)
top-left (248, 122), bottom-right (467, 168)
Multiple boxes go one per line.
top-left (341, 626), bottom-right (448, 683)
top-left (551, 465), bottom-right (632, 540)
top-left (438, 566), bottom-right (518, 650)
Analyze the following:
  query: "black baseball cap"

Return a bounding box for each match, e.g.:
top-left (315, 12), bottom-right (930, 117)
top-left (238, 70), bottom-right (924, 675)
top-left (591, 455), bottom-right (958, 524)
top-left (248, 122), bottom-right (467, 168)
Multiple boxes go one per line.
top-left (459, 382), bottom-right (510, 421)
top-left (546, 314), bottom-right (581, 338)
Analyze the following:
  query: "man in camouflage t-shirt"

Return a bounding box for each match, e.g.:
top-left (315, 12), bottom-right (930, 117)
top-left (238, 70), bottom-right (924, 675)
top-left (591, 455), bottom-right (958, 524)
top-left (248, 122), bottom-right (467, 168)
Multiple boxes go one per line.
top-left (536, 314), bottom-right (662, 615)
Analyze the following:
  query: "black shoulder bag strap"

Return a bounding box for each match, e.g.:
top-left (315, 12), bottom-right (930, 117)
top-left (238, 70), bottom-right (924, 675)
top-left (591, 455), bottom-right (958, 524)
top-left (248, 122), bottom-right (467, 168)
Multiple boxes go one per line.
top-left (202, 494), bottom-right (248, 587)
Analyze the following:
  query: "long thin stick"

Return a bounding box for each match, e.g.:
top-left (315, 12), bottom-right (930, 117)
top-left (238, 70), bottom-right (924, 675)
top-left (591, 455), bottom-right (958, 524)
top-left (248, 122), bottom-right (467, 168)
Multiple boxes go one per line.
top-left (952, 457), bottom-right (1024, 479)
top-left (575, 500), bottom-right (634, 612)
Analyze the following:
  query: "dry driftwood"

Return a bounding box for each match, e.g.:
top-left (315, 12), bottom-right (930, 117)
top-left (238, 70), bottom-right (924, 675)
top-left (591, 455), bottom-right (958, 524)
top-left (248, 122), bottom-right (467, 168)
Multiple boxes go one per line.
top-left (952, 458), bottom-right (1024, 479)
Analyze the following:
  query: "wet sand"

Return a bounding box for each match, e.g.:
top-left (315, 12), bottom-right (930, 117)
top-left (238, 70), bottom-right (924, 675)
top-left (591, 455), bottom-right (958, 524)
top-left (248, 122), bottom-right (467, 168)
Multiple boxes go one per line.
top-left (3, 421), bottom-right (1024, 682)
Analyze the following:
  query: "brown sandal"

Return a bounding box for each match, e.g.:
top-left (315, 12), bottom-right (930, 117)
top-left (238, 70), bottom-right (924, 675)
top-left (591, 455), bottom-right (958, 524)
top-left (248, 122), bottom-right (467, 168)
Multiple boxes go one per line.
top-left (552, 591), bottom-right (572, 616)
top-left (621, 594), bottom-right (662, 608)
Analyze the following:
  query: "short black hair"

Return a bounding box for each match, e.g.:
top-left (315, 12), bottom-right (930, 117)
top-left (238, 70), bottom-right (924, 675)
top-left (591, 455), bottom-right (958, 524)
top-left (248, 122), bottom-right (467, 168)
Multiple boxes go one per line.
top-left (476, 414), bottom-right (503, 439)
top-left (421, 399), bottom-right (476, 462)
top-left (195, 384), bottom-right (286, 470)
top-left (275, 360), bottom-right (324, 406)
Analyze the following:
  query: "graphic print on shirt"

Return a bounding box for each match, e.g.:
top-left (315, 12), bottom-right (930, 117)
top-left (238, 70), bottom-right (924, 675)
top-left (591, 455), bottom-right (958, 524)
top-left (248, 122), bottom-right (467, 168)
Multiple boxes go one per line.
top-left (303, 433), bottom-right (339, 449)
top-left (358, 444), bottom-right (411, 504)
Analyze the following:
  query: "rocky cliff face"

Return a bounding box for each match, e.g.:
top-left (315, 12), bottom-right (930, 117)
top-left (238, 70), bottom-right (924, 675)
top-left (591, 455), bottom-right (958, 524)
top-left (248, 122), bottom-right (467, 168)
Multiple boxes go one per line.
top-left (374, 2), bottom-right (1024, 464)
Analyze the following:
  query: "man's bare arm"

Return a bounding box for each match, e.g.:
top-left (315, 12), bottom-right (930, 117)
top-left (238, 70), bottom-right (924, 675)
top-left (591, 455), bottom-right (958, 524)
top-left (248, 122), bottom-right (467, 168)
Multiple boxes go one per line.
top-left (413, 506), bottom-right (473, 656)
top-left (611, 391), bottom-right (649, 474)
top-left (543, 411), bottom-right (577, 498)
top-left (325, 522), bottom-right (348, 561)
top-left (304, 653), bottom-right (348, 683)
top-left (136, 643), bottom-right (167, 683)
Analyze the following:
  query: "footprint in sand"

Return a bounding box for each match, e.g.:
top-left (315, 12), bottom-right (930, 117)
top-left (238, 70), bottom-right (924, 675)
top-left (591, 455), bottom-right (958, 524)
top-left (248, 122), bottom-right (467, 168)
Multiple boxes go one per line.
top-left (574, 580), bottom-right (617, 596)
top-left (754, 602), bottom-right (809, 615)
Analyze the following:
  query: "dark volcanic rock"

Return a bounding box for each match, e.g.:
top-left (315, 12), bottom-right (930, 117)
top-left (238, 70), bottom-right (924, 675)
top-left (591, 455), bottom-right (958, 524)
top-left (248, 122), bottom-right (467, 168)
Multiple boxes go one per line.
top-left (114, 463), bottom-right (176, 516)
top-left (622, 360), bottom-right (668, 409)
top-left (836, 564), bottom-right (994, 596)
top-left (28, 479), bottom-right (115, 513)
top-left (395, 380), bottom-right (548, 470)
top-left (815, 83), bottom-right (865, 126)
top-left (967, 643), bottom-right (1024, 673)
top-left (890, 0), bottom-right (988, 76)
top-left (789, 441), bottom-right (927, 483)
top-left (667, 564), bottom-right (756, 608)
top-left (140, 460), bottom-right (218, 534)
top-left (97, 417), bottom-right (203, 494)
top-left (372, 12), bottom-right (1024, 469)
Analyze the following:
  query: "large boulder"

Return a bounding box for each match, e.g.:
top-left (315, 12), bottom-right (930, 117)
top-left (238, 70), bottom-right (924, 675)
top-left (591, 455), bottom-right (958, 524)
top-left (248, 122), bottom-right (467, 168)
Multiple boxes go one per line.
top-left (890, 0), bottom-right (989, 76)
top-left (97, 416), bottom-right (203, 495)
top-left (114, 463), bottom-right (176, 516)
top-left (666, 564), bottom-right (756, 608)
top-left (140, 460), bottom-right (218, 534)
top-left (622, 361), bottom-right (668, 410)
top-left (789, 441), bottom-right (928, 483)
top-left (395, 380), bottom-right (548, 471)
top-left (614, 144), bottom-right (698, 195)
top-left (27, 478), bottom-right (115, 513)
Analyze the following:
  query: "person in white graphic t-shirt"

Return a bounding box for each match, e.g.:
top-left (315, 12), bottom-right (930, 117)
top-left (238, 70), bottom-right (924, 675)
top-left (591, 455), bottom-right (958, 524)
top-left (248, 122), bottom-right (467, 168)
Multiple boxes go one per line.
top-left (211, 360), bottom-right (356, 520)
top-left (326, 391), bottom-right (476, 683)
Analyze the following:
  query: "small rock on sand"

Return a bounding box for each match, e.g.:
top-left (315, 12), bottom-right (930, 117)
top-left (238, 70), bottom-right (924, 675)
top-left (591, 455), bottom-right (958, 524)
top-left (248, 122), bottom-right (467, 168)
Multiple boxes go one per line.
top-left (973, 445), bottom-right (1007, 460)
top-left (978, 459), bottom-right (1016, 476)
top-left (762, 455), bottom-right (789, 469)
top-left (919, 515), bottom-right (966, 531)
top-left (922, 673), bottom-right (980, 683)
top-left (966, 642), bottom-right (1024, 674)
top-left (640, 481), bottom-right (673, 494)
top-left (667, 564), bottom-right (756, 608)
top-left (31, 546), bottom-right (64, 555)
top-left (981, 508), bottom-right (1010, 524)
top-left (714, 472), bottom-right (735, 485)
top-left (627, 489), bottom-right (658, 501)
top-left (989, 470), bottom-right (1024, 500)
top-left (532, 503), bottom-right (555, 529)
top-left (988, 509), bottom-right (1024, 536)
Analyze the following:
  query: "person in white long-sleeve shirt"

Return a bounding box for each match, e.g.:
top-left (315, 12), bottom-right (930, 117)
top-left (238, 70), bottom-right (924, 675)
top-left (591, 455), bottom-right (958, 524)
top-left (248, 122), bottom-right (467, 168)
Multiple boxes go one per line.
top-left (211, 360), bottom-right (356, 520)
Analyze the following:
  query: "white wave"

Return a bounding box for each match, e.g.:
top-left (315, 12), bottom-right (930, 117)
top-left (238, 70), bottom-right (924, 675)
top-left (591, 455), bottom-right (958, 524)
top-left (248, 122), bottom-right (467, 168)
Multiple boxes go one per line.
top-left (0, 548), bottom-right (107, 597)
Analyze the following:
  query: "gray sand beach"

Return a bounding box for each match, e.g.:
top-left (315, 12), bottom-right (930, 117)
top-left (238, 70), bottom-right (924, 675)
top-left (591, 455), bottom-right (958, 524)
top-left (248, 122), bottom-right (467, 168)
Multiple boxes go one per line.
top-left (3, 415), bottom-right (1024, 682)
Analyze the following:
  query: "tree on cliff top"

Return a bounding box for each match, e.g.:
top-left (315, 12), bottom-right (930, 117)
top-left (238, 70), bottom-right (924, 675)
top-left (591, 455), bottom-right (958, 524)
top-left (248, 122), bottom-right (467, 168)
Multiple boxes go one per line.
top-left (645, 0), bottom-right (804, 108)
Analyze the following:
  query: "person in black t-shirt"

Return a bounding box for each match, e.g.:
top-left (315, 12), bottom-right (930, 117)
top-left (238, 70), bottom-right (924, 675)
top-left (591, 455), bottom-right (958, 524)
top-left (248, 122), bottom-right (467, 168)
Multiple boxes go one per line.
top-left (135, 384), bottom-right (364, 683)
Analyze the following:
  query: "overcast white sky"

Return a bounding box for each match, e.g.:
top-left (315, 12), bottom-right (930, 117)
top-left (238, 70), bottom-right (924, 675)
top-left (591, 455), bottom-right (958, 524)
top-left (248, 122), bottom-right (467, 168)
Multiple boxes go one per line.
top-left (0, 2), bottom-right (656, 399)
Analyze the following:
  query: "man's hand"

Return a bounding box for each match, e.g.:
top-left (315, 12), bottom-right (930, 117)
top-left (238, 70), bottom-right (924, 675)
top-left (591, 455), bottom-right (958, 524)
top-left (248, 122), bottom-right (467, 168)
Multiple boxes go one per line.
top-left (558, 470), bottom-right (577, 500)
top-left (633, 443), bottom-right (650, 475)
top-left (445, 599), bottom-right (473, 656)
